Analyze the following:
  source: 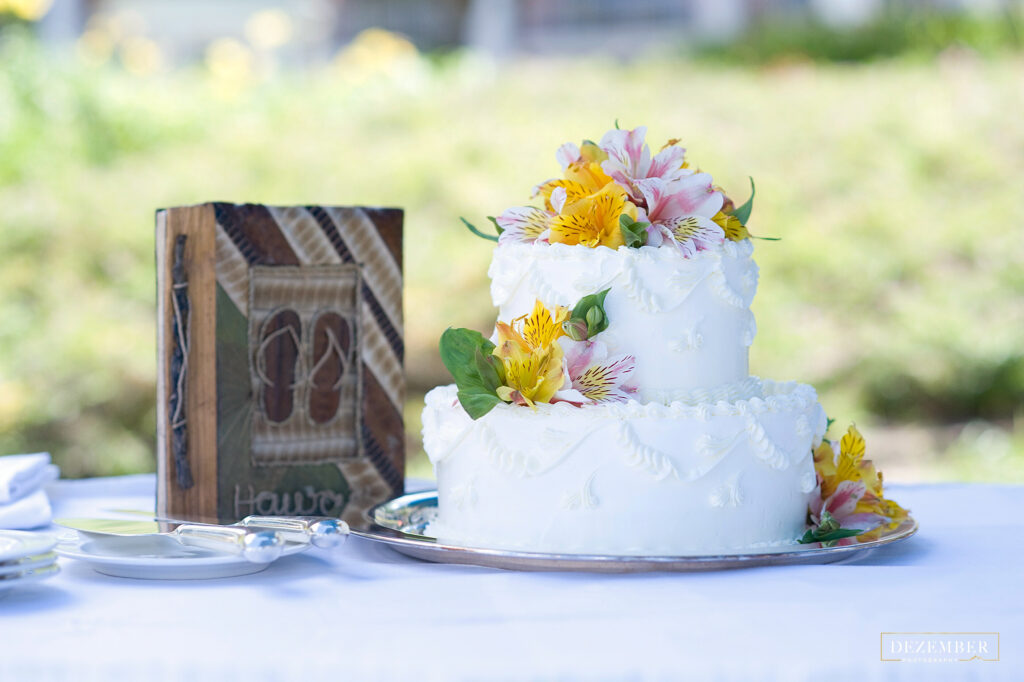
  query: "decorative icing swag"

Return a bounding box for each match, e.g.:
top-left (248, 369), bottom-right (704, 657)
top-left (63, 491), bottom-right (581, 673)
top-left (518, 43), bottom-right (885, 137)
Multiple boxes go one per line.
top-left (487, 238), bottom-right (758, 313)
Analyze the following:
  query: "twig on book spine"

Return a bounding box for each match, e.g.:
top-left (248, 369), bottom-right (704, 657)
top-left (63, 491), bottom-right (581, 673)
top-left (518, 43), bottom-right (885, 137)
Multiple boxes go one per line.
top-left (169, 234), bottom-right (194, 489)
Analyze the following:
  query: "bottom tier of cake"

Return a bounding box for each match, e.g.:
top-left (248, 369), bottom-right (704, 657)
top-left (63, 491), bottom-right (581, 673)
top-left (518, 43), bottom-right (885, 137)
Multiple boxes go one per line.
top-left (421, 379), bottom-right (828, 555)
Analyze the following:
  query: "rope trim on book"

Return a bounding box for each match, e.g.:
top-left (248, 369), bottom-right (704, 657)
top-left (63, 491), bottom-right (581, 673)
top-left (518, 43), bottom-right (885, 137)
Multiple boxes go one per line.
top-left (169, 235), bottom-right (194, 489)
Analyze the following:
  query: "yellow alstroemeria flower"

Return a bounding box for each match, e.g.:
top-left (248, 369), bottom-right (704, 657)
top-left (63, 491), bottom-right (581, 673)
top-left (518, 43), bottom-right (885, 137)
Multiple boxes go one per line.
top-left (857, 496), bottom-right (909, 540)
top-left (812, 439), bottom-right (838, 494)
top-left (534, 142), bottom-right (611, 211)
top-left (817, 425), bottom-right (868, 499)
top-left (517, 299), bottom-right (569, 349)
top-left (550, 183), bottom-right (638, 249)
top-left (493, 323), bottom-right (565, 407)
top-left (534, 178), bottom-right (589, 212)
top-left (565, 159), bottom-right (611, 194)
top-left (836, 425), bottom-right (868, 486)
top-left (711, 186), bottom-right (752, 242)
top-left (712, 210), bottom-right (749, 242)
top-left (814, 425), bottom-right (909, 539)
top-left (491, 300), bottom-right (570, 407)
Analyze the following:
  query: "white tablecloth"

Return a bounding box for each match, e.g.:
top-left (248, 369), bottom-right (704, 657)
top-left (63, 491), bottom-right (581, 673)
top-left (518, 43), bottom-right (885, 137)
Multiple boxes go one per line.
top-left (0, 475), bottom-right (1020, 681)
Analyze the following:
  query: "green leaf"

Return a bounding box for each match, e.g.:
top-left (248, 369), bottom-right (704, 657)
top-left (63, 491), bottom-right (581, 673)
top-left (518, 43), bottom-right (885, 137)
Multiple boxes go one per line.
top-left (732, 177), bottom-right (756, 225)
top-left (440, 328), bottom-right (494, 381)
top-left (797, 529), bottom-right (818, 545)
top-left (456, 390), bottom-right (504, 420)
top-left (619, 216), bottom-right (649, 248)
top-left (473, 347), bottom-right (505, 393)
top-left (614, 118), bottom-right (620, 130)
top-left (486, 215), bottom-right (504, 235)
top-left (815, 528), bottom-right (864, 542)
top-left (797, 510), bottom-right (864, 545)
top-left (568, 288), bottom-right (611, 339)
top-left (460, 217), bottom-right (498, 243)
top-left (439, 328), bottom-right (505, 419)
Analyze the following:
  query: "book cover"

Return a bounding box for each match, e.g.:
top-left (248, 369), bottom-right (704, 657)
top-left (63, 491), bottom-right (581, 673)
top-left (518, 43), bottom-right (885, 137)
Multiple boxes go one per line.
top-left (155, 203), bottom-right (404, 526)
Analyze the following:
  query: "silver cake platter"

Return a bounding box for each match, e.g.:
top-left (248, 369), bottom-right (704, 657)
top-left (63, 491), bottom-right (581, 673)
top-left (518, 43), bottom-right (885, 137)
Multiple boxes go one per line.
top-left (351, 491), bottom-right (918, 573)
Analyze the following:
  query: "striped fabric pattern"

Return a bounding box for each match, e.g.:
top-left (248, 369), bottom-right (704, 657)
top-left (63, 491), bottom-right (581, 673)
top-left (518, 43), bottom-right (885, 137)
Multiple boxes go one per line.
top-left (213, 203), bottom-right (405, 501)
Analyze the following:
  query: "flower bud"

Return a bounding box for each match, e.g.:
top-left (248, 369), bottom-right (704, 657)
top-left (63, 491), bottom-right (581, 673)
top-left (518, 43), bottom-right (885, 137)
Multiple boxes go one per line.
top-left (817, 511), bottom-right (840, 534)
top-left (579, 141), bottom-right (608, 164)
top-left (563, 319), bottom-right (589, 342)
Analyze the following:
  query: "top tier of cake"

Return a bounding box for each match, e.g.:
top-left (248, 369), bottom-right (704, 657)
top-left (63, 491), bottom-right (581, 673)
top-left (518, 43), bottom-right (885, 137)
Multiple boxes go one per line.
top-left (488, 238), bottom-right (759, 403)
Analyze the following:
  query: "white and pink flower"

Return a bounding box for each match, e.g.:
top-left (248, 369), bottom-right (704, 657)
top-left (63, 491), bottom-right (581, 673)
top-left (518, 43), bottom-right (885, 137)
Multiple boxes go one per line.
top-left (554, 338), bottom-right (638, 405)
top-left (636, 176), bottom-right (724, 257)
top-left (555, 142), bottom-right (583, 170)
top-left (599, 125), bottom-right (692, 202)
top-left (807, 476), bottom-right (887, 546)
top-left (495, 206), bottom-right (553, 244)
top-left (810, 480), bottom-right (886, 531)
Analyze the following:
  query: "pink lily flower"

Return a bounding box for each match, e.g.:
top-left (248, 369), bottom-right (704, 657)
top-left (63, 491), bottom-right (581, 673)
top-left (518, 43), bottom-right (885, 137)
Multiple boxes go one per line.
top-left (636, 177), bottom-right (724, 257)
top-left (808, 479), bottom-right (887, 546)
top-left (495, 206), bottom-right (553, 244)
top-left (599, 126), bottom-right (691, 203)
top-left (554, 338), bottom-right (638, 404)
top-left (555, 142), bottom-right (582, 170)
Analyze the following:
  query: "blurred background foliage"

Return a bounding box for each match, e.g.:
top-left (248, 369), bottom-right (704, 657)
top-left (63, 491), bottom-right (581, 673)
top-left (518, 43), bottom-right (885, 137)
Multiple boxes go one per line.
top-left (0, 0), bottom-right (1022, 482)
top-left (698, 5), bottom-right (1023, 63)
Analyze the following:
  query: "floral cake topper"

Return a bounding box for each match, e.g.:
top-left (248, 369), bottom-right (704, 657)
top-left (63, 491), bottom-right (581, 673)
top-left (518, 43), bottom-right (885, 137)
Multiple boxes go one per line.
top-left (463, 123), bottom-right (762, 255)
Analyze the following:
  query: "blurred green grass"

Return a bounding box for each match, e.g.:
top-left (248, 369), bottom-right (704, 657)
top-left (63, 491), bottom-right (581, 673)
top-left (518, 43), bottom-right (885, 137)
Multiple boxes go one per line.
top-left (0, 29), bottom-right (1022, 481)
top-left (696, 7), bottom-right (1023, 63)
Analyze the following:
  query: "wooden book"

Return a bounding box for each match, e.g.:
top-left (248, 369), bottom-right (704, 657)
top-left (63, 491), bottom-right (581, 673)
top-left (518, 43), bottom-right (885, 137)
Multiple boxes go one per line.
top-left (155, 203), bottom-right (404, 526)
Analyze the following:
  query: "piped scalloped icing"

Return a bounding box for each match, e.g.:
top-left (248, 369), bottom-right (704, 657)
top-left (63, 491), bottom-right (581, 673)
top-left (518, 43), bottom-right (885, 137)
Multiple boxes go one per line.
top-left (423, 380), bottom-right (829, 554)
top-left (424, 380), bottom-right (827, 466)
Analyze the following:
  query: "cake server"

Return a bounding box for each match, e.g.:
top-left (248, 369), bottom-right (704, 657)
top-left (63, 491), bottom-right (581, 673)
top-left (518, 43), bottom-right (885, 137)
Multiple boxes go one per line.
top-left (105, 510), bottom-right (349, 549)
top-left (54, 517), bottom-right (284, 563)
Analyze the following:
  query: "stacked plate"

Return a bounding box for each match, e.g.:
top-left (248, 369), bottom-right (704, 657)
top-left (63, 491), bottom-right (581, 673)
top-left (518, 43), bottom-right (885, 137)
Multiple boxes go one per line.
top-left (0, 530), bottom-right (59, 593)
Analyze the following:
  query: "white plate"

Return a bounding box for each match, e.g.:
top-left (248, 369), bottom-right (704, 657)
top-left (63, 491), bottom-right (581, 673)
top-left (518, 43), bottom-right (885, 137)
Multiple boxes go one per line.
top-left (56, 532), bottom-right (310, 579)
top-left (357, 491), bottom-right (919, 573)
top-left (0, 564), bottom-right (60, 593)
top-left (0, 552), bottom-right (58, 576)
top-left (0, 530), bottom-right (57, 563)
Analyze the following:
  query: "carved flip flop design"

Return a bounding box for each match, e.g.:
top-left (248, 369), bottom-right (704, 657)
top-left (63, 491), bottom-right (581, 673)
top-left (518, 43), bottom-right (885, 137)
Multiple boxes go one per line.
top-left (256, 308), bottom-right (303, 424)
top-left (308, 312), bottom-right (353, 424)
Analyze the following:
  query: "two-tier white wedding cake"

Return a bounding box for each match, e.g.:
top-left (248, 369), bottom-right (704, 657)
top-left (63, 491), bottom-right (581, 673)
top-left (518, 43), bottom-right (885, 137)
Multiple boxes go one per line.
top-left (422, 126), bottom-right (831, 555)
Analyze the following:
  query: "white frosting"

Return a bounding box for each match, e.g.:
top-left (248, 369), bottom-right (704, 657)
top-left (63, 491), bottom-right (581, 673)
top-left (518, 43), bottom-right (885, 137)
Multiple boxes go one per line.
top-left (423, 380), bottom-right (828, 555)
top-left (488, 240), bottom-right (758, 401)
top-left (423, 238), bottom-right (831, 556)
top-left (643, 375), bottom-right (762, 406)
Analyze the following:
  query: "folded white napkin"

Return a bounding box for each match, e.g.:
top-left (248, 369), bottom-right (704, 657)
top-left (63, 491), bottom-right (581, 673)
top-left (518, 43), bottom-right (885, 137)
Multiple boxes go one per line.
top-left (0, 453), bottom-right (59, 530)
top-left (0, 453), bottom-right (59, 504)
top-left (0, 489), bottom-right (53, 530)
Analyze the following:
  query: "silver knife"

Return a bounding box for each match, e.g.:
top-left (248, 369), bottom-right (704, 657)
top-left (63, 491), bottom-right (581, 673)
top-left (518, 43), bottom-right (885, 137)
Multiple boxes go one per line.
top-left (106, 510), bottom-right (349, 549)
top-left (55, 517), bottom-right (285, 563)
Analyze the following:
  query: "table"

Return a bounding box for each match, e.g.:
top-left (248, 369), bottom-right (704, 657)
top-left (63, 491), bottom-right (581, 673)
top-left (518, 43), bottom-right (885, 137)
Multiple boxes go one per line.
top-left (0, 475), bottom-right (1020, 681)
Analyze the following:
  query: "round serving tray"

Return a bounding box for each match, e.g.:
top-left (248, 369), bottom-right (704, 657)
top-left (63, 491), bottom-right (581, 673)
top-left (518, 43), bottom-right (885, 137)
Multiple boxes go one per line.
top-left (352, 491), bottom-right (918, 573)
